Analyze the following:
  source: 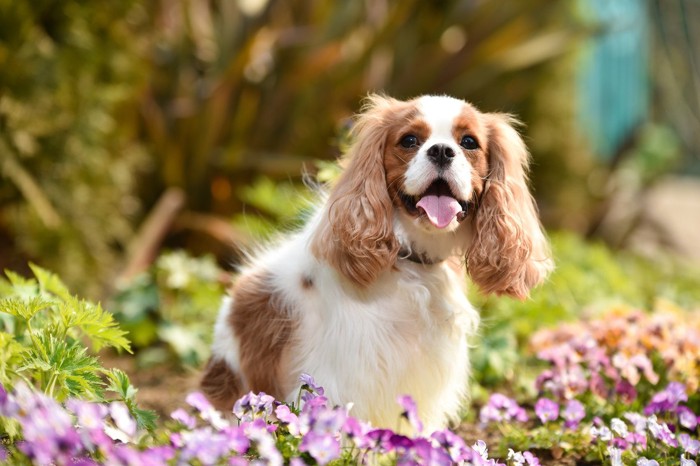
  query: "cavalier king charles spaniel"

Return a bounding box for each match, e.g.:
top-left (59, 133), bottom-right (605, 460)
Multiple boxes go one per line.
top-left (201, 94), bottom-right (552, 431)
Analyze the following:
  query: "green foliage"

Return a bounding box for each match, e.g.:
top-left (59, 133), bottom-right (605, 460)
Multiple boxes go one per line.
top-left (232, 177), bottom-right (313, 239)
top-left (1, 1), bottom-right (589, 295)
top-left (0, 1), bottom-right (149, 297)
top-left (470, 231), bottom-right (700, 389)
top-left (0, 264), bottom-right (155, 433)
top-left (106, 369), bottom-right (158, 432)
top-left (111, 251), bottom-right (225, 368)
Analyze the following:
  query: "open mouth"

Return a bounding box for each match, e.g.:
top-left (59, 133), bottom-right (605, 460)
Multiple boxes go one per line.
top-left (400, 179), bottom-right (469, 229)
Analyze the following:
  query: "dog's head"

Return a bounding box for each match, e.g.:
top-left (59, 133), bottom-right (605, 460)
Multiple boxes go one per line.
top-left (311, 94), bottom-right (553, 299)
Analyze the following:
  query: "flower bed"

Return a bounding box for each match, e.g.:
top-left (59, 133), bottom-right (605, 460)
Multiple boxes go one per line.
top-left (1, 258), bottom-right (700, 465)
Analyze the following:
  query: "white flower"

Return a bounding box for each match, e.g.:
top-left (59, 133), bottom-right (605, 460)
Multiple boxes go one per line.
top-left (681, 454), bottom-right (698, 466)
top-left (610, 418), bottom-right (628, 437)
top-left (637, 458), bottom-right (659, 466)
top-left (508, 448), bottom-right (525, 465)
top-left (590, 425), bottom-right (612, 442)
top-left (472, 440), bottom-right (489, 460)
top-left (607, 446), bottom-right (623, 466)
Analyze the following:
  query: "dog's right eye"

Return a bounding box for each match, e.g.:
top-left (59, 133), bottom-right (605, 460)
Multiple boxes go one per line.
top-left (400, 135), bottom-right (418, 148)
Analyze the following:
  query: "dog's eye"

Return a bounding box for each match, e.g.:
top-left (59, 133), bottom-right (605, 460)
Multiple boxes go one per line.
top-left (400, 135), bottom-right (418, 149)
top-left (460, 135), bottom-right (479, 150)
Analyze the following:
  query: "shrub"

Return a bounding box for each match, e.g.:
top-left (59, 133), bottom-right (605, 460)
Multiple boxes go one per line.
top-left (0, 264), bottom-right (155, 436)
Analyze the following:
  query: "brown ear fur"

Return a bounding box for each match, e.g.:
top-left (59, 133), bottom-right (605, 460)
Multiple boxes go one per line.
top-left (310, 95), bottom-right (400, 286)
top-left (467, 114), bottom-right (553, 299)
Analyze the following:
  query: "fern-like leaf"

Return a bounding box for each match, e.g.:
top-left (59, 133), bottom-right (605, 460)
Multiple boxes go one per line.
top-left (105, 368), bottom-right (158, 431)
top-left (29, 263), bottom-right (72, 301)
top-left (0, 296), bottom-right (55, 322)
top-left (3, 270), bottom-right (38, 298)
top-left (0, 333), bottom-right (26, 387)
top-left (60, 298), bottom-right (131, 353)
top-left (18, 333), bottom-right (106, 401)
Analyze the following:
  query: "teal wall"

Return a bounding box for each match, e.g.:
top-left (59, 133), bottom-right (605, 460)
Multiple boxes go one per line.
top-left (578, 0), bottom-right (649, 160)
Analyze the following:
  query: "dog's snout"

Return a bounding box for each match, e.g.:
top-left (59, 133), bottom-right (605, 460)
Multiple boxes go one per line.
top-left (427, 144), bottom-right (455, 167)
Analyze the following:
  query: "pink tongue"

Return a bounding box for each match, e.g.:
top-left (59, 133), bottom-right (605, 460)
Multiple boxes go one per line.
top-left (416, 195), bottom-right (462, 229)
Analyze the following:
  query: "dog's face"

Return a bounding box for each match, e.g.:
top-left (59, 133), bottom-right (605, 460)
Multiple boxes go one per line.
top-left (383, 96), bottom-right (489, 233)
top-left (311, 94), bottom-right (553, 298)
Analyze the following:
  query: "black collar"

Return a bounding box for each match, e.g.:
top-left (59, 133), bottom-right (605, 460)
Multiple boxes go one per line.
top-left (399, 247), bottom-right (441, 265)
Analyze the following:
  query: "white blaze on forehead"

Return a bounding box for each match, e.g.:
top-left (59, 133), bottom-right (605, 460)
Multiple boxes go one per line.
top-left (417, 95), bottom-right (466, 139)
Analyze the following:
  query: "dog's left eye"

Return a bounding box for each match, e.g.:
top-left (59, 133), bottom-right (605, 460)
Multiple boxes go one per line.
top-left (460, 135), bottom-right (479, 150)
top-left (400, 135), bottom-right (418, 148)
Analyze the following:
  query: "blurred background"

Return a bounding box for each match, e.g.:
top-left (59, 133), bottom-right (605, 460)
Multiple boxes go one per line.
top-left (1, 0), bottom-right (700, 390)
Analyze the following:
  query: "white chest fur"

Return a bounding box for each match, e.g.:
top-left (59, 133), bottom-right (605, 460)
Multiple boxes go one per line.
top-left (272, 238), bottom-right (478, 431)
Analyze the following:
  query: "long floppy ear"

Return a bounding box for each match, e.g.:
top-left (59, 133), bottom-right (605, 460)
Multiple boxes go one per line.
top-left (467, 114), bottom-right (553, 299)
top-left (310, 95), bottom-right (400, 287)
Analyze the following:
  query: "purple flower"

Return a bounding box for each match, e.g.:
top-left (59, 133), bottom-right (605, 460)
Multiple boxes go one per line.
top-left (177, 426), bottom-right (232, 465)
top-left (624, 412), bottom-right (648, 433)
top-left (0, 384), bottom-right (17, 417)
top-left (299, 373), bottom-right (325, 396)
top-left (275, 404), bottom-right (301, 435)
top-left (343, 416), bottom-right (371, 448)
top-left (232, 392), bottom-right (275, 422)
top-left (223, 425), bottom-right (250, 455)
top-left (645, 382), bottom-right (688, 415)
top-left (679, 433), bottom-right (700, 455)
top-left (637, 458), bottom-right (660, 466)
top-left (615, 380), bottom-right (638, 403)
top-left (534, 398), bottom-right (559, 424)
top-left (677, 406), bottom-right (698, 430)
top-left (17, 401), bottom-right (82, 465)
top-left (431, 429), bottom-right (469, 462)
top-left (300, 432), bottom-right (340, 465)
top-left (562, 399), bottom-right (585, 429)
top-left (171, 408), bottom-right (197, 429)
top-left (479, 394), bottom-right (528, 424)
top-left (522, 451), bottom-right (541, 466)
top-left (245, 418), bottom-right (282, 466)
top-left (590, 425), bottom-right (612, 442)
top-left (647, 415), bottom-right (677, 447)
top-left (681, 454), bottom-right (698, 466)
top-left (366, 428), bottom-right (394, 451)
top-left (188, 392), bottom-right (228, 430)
top-left (410, 437), bottom-right (453, 466)
top-left (186, 392), bottom-right (214, 413)
top-left (397, 395), bottom-right (424, 434)
top-left (625, 431), bottom-right (647, 450)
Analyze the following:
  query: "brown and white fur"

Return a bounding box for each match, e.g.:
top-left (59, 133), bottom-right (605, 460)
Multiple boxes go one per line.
top-left (201, 94), bottom-right (553, 432)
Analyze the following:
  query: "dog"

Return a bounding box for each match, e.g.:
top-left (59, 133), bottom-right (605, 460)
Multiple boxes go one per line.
top-left (201, 94), bottom-right (552, 431)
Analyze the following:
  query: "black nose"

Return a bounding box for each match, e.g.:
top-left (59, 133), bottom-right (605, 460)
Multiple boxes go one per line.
top-left (427, 144), bottom-right (455, 168)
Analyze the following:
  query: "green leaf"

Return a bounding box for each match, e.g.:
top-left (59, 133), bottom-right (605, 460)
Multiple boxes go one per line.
top-left (61, 298), bottom-right (132, 354)
top-left (0, 296), bottom-right (54, 321)
top-left (105, 369), bottom-right (158, 431)
top-left (0, 332), bottom-right (26, 387)
top-left (29, 263), bottom-right (72, 301)
top-left (3, 270), bottom-right (38, 299)
top-left (18, 333), bottom-right (106, 401)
